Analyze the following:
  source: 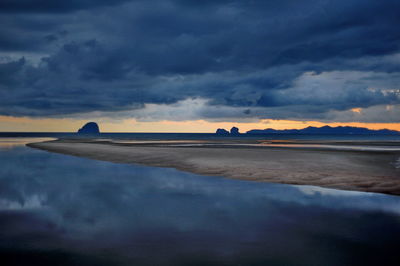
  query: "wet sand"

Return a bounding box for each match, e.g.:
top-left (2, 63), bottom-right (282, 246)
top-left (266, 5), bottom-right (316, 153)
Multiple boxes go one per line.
top-left (28, 139), bottom-right (400, 195)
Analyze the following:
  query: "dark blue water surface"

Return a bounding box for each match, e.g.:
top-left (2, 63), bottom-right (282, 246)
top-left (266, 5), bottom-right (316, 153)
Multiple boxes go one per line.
top-left (2, 132), bottom-right (400, 141)
top-left (1, 138), bottom-right (400, 266)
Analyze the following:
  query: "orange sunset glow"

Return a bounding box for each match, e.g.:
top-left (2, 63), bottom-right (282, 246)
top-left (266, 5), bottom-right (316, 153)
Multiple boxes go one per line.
top-left (1, 115), bottom-right (399, 133)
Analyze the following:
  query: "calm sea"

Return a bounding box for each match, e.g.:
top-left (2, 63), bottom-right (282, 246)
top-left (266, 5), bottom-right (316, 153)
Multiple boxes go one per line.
top-left (2, 132), bottom-right (400, 141)
top-left (0, 137), bottom-right (400, 265)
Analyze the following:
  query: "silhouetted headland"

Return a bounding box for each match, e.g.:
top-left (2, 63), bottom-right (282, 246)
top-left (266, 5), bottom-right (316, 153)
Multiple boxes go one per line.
top-left (247, 126), bottom-right (400, 135)
top-left (215, 125), bottom-right (399, 136)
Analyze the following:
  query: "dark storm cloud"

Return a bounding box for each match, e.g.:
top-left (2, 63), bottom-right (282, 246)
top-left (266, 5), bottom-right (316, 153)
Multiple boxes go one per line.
top-left (0, 0), bottom-right (130, 14)
top-left (1, 0), bottom-right (400, 120)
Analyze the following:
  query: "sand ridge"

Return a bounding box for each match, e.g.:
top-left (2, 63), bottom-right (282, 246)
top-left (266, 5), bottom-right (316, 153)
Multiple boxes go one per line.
top-left (28, 139), bottom-right (400, 195)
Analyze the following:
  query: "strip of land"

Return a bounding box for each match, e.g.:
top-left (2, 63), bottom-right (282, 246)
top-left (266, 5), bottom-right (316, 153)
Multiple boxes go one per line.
top-left (28, 139), bottom-right (400, 195)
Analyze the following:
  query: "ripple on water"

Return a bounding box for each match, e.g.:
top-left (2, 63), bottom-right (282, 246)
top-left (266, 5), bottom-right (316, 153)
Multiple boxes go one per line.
top-left (395, 157), bottom-right (400, 169)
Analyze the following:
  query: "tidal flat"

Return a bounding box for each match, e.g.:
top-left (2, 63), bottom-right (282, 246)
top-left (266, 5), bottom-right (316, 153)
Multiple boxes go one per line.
top-left (29, 138), bottom-right (400, 195)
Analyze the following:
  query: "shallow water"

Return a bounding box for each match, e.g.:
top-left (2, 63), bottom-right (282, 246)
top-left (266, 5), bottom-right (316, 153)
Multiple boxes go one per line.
top-left (1, 138), bottom-right (400, 265)
top-left (165, 142), bottom-right (400, 151)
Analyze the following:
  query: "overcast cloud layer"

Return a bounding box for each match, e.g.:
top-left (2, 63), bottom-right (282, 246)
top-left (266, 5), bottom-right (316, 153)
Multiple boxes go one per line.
top-left (1, 0), bottom-right (400, 122)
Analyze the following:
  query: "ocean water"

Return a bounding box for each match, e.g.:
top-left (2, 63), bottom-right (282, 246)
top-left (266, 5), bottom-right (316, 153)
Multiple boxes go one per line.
top-left (1, 138), bottom-right (400, 265)
top-left (2, 132), bottom-right (400, 141)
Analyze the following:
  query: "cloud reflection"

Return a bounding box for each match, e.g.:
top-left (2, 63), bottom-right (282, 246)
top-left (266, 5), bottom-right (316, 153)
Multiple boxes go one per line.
top-left (1, 145), bottom-right (400, 265)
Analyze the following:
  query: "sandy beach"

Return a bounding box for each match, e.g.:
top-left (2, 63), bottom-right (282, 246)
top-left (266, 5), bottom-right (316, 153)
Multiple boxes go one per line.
top-left (28, 139), bottom-right (400, 195)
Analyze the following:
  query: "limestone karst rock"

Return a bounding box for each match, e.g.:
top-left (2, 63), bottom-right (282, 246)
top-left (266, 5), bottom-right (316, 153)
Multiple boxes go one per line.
top-left (216, 128), bottom-right (229, 135)
top-left (230, 127), bottom-right (240, 135)
top-left (77, 122), bottom-right (100, 134)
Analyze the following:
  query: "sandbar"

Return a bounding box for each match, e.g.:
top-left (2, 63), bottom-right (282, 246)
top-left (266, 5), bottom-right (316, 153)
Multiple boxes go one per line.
top-left (28, 139), bottom-right (400, 195)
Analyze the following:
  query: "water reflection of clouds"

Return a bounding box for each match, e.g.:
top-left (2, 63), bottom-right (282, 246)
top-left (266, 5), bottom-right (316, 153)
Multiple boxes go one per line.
top-left (1, 145), bottom-right (400, 265)
top-left (1, 146), bottom-right (400, 219)
top-left (394, 157), bottom-right (400, 168)
top-left (0, 194), bottom-right (45, 210)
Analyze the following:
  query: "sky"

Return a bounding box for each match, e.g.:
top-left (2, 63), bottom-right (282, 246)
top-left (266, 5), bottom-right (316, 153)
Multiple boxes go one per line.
top-left (1, 0), bottom-right (400, 132)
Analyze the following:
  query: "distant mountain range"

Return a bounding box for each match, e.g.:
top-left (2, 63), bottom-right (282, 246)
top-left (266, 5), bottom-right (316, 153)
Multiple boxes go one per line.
top-left (246, 126), bottom-right (400, 135)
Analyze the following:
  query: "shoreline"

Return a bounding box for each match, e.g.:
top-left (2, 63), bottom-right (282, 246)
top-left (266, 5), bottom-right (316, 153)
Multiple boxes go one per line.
top-left (28, 139), bottom-right (400, 195)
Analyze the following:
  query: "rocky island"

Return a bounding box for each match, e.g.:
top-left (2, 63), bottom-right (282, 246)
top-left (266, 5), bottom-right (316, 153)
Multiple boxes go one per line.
top-left (77, 122), bottom-right (100, 134)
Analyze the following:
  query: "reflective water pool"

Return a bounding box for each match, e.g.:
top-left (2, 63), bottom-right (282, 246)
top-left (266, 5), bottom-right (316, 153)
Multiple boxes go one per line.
top-left (1, 139), bottom-right (400, 265)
